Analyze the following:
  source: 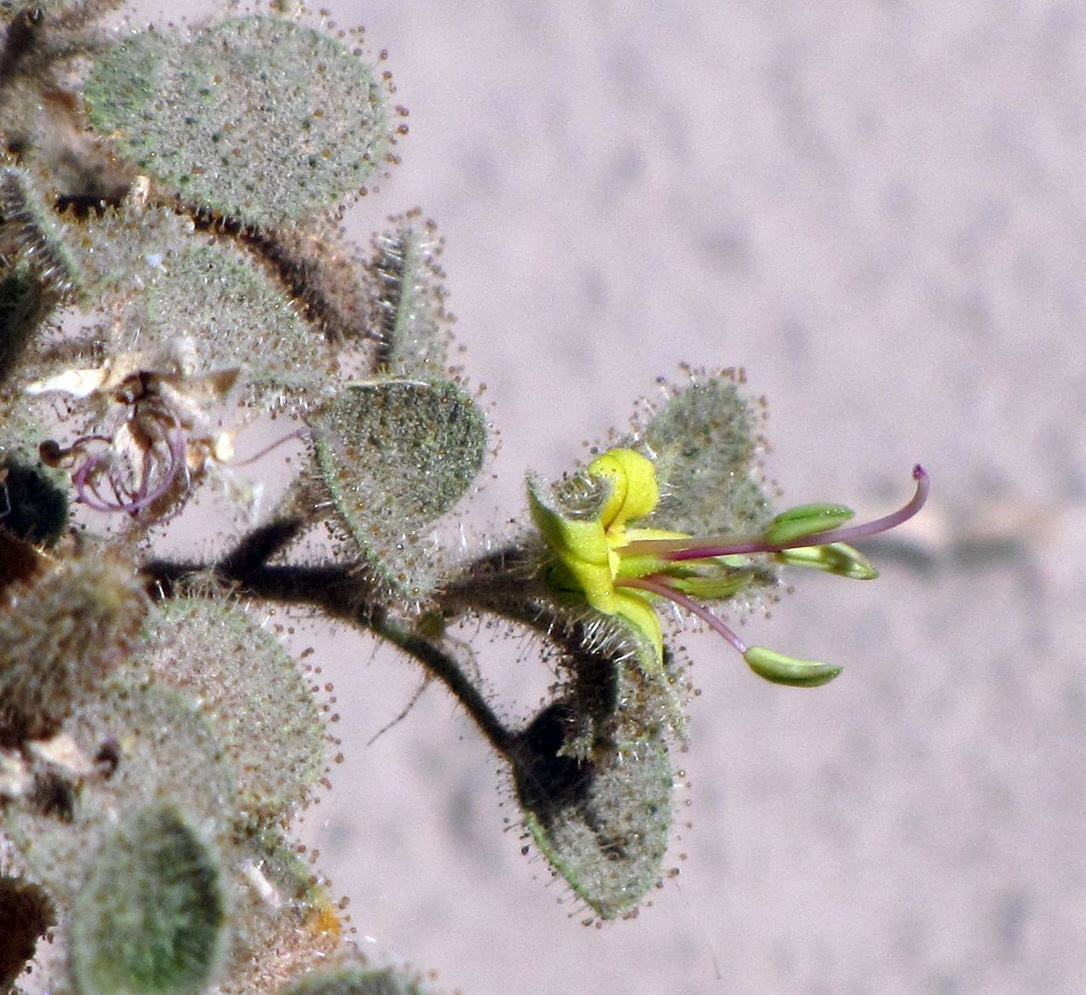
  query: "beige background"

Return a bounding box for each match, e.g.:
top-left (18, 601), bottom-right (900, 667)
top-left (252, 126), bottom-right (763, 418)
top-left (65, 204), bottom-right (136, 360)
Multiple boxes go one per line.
top-left (147, 1), bottom-right (1086, 992)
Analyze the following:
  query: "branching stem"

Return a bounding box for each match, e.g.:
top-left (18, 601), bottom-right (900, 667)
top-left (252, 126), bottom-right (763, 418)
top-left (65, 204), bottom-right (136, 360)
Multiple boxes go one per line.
top-left (144, 548), bottom-right (515, 758)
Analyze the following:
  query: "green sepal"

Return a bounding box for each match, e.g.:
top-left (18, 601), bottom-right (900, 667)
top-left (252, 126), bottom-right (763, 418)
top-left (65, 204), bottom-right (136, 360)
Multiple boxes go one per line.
top-left (527, 473), bottom-right (615, 612)
top-left (744, 646), bottom-right (842, 687)
top-left (774, 541), bottom-right (878, 580)
top-left (763, 502), bottom-right (854, 545)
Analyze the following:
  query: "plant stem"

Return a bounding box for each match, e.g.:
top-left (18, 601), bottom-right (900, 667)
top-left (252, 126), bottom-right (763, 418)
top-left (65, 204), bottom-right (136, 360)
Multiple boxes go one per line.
top-left (143, 552), bottom-right (515, 758)
top-left (367, 607), bottom-right (515, 757)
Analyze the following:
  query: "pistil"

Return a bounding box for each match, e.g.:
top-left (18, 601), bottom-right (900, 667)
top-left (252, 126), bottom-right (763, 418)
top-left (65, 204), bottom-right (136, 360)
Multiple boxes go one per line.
top-left (621, 464), bottom-right (929, 563)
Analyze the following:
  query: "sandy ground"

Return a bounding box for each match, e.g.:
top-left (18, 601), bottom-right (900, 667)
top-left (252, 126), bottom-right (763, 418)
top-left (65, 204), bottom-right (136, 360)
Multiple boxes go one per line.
top-left (82, 1), bottom-right (1086, 993)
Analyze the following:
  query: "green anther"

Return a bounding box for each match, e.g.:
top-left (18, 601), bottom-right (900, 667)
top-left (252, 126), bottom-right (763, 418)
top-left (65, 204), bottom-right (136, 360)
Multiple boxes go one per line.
top-left (774, 542), bottom-right (878, 580)
top-left (743, 646), bottom-right (842, 687)
top-left (763, 502), bottom-right (855, 545)
top-left (666, 572), bottom-right (753, 600)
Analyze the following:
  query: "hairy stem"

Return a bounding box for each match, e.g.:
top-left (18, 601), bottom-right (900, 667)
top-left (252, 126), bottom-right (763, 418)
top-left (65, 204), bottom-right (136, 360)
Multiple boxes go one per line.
top-left (367, 608), bottom-right (514, 756)
top-left (143, 550), bottom-right (515, 758)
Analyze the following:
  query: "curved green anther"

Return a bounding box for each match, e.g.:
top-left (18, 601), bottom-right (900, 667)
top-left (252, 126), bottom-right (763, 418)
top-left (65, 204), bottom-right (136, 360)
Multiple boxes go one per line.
top-left (763, 502), bottom-right (855, 546)
top-left (666, 572), bottom-right (753, 600)
top-left (774, 541), bottom-right (878, 580)
top-left (743, 646), bottom-right (842, 687)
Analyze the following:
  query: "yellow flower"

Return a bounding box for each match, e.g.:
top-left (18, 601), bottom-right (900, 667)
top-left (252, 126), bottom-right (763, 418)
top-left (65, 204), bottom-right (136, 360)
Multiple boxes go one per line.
top-left (530, 447), bottom-right (929, 688)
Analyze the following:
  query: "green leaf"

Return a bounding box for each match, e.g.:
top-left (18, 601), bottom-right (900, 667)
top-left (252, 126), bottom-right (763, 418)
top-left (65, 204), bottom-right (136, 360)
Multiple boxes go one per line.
top-left (309, 378), bottom-right (486, 594)
top-left (136, 598), bottom-right (327, 827)
top-left (71, 803), bottom-right (227, 995)
top-left (642, 374), bottom-right (773, 536)
top-left (371, 221), bottom-right (453, 377)
top-left (279, 964), bottom-right (436, 995)
top-left (514, 702), bottom-right (673, 920)
top-left (0, 550), bottom-right (148, 744)
top-left (85, 17), bottom-right (389, 226)
top-left (0, 168), bottom-right (82, 299)
top-left (140, 239), bottom-right (332, 404)
top-left (1, 679), bottom-right (238, 907)
top-left (0, 265), bottom-right (51, 385)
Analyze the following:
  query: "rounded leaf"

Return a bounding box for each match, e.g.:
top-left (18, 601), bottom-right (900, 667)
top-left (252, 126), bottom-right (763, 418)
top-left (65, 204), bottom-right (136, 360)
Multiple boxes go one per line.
top-left (642, 375), bottom-right (773, 536)
top-left (279, 965), bottom-right (436, 995)
top-left (309, 378), bottom-right (486, 593)
top-left (2, 679), bottom-right (238, 907)
top-left (136, 598), bottom-right (327, 826)
top-left (513, 703), bottom-right (673, 920)
top-left (0, 549), bottom-right (148, 744)
top-left (85, 17), bottom-right (389, 226)
top-left (141, 240), bottom-right (332, 404)
top-left (71, 802), bottom-right (227, 995)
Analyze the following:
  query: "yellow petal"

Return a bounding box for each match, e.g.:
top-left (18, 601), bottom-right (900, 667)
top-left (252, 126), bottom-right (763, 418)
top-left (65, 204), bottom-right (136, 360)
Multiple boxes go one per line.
top-left (588, 448), bottom-right (659, 529)
top-left (614, 588), bottom-right (663, 663)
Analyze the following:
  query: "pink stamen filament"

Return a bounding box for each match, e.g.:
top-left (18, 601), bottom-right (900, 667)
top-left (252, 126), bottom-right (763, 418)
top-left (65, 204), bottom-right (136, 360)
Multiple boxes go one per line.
top-left (72, 451), bottom-right (119, 513)
top-left (616, 574), bottom-right (749, 656)
top-left (66, 420), bottom-right (298, 518)
top-left (624, 464), bottom-right (930, 563)
top-left (119, 420), bottom-right (188, 514)
top-left (69, 418), bottom-right (189, 516)
top-left (41, 434), bottom-right (112, 468)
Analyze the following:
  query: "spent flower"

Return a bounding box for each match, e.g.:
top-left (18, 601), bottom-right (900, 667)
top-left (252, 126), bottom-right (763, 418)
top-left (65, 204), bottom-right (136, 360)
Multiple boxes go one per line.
top-left (29, 341), bottom-right (249, 521)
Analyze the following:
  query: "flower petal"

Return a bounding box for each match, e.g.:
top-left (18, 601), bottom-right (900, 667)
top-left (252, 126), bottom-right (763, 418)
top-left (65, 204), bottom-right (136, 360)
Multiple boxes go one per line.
top-left (587, 448), bottom-right (659, 529)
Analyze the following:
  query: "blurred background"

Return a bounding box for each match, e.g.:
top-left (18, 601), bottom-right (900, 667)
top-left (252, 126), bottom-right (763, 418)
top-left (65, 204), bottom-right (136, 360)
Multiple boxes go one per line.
top-left (175, 2), bottom-right (1086, 992)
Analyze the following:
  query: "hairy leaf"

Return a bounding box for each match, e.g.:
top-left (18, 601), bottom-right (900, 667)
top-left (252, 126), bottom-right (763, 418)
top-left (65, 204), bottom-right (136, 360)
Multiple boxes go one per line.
top-left (513, 702), bottom-right (673, 920)
top-left (71, 803), bottom-right (227, 995)
top-left (643, 374), bottom-right (773, 536)
top-left (310, 378), bottom-right (486, 595)
top-left (85, 17), bottom-right (389, 226)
